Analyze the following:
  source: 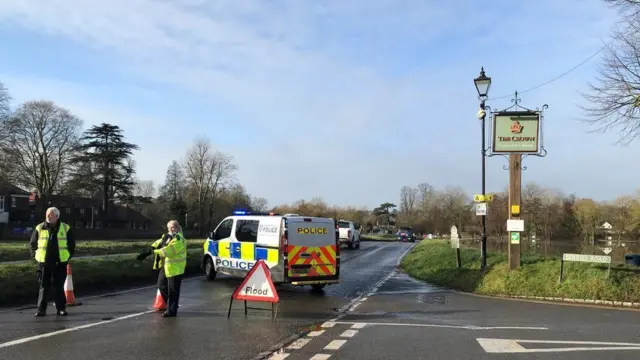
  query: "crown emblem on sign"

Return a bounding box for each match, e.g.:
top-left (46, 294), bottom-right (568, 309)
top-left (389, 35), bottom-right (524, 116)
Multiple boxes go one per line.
top-left (510, 120), bottom-right (523, 134)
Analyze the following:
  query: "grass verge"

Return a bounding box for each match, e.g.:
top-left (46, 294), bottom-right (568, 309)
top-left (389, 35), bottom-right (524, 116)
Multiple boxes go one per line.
top-left (0, 248), bottom-right (205, 307)
top-left (400, 240), bottom-right (640, 303)
top-left (361, 234), bottom-right (397, 242)
top-left (0, 239), bottom-right (205, 262)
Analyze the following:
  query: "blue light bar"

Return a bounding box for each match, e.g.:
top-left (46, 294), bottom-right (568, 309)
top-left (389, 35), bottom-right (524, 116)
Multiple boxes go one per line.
top-left (233, 210), bottom-right (248, 215)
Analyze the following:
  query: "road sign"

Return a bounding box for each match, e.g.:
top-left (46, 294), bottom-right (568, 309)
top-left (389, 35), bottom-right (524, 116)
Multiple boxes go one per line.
top-left (475, 203), bottom-right (487, 216)
top-left (510, 232), bottom-right (520, 244)
top-left (562, 253), bottom-right (611, 264)
top-left (602, 247), bottom-right (612, 255)
top-left (450, 225), bottom-right (459, 249)
top-left (477, 338), bottom-right (640, 353)
top-left (506, 219), bottom-right (524, 232)
top-left (228, 259), bottom-right (280, 319)
top-left (485, 194), bottom-right (494, 201)
top-left (473, 194), bottom-right (485, 202)
top-left (232, 259), bottom-right (279, 302)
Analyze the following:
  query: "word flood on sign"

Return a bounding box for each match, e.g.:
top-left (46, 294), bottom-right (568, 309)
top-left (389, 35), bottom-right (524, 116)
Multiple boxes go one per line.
top-left (228, 259), bottom-right (280, 319)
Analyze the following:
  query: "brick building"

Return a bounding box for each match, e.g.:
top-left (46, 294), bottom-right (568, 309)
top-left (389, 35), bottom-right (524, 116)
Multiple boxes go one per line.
top-left (0, 182), bottom-right (154, 240)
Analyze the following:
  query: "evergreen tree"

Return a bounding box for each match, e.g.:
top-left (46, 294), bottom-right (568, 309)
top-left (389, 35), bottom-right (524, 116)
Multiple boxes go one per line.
top-left (70, 123), bottom-right (139, 216)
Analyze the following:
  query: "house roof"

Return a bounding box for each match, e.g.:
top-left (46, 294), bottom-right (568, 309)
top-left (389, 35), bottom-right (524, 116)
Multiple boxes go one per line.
top-left (0, 181), bottom-right (29, 195)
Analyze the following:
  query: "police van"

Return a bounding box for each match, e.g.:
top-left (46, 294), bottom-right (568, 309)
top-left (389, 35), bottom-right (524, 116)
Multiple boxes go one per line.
top-left (202, 211), bottom-right (340, 291)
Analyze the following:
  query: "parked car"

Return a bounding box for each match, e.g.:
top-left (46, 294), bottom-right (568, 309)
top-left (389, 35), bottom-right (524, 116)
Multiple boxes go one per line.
top-left (396, 227), bottom-right (416, 242)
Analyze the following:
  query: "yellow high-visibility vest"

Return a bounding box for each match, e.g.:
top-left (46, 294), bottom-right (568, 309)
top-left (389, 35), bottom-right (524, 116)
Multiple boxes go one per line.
top-left (34, 222), bottom-right (71, 263)
top-left (151, 232), bottom-right (187, 277)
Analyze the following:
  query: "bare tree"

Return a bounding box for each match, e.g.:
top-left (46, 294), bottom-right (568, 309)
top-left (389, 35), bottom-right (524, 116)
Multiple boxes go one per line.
top-left (0, 101), bottom-right (81, 203)
top-left (251, 196), bottom-right (269, 212)
top-left (399, 185), bottom-right (417, 216)
top-left (134, 180), bottom-right (156, 199)
top-left (183, 138), bottom-right (236, 234)
top-left (581, 0), bottom-right (640, 143)
top-left (0, 81), bottom-right (10, 120)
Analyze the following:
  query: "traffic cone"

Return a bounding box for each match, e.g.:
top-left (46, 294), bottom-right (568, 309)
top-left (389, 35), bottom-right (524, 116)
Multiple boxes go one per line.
top-left (152, 289), bottom-right (166, 311)
top-left (64, 264), bottom-right (81, 306)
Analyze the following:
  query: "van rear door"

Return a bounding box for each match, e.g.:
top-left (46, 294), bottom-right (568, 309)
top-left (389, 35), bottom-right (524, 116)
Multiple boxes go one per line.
top-left (286, 217), bottom-right (338, 280)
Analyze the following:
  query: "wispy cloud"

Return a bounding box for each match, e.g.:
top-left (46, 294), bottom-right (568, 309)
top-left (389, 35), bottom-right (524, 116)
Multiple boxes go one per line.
top-left (0, 0), bottom-right (630, 207)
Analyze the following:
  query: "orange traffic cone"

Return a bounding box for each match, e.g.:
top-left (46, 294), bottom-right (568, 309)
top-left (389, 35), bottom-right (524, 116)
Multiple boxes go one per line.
top-left (152, 289), bottom-right (166, 311)
top-left (64, 264), bottom-right (81, 306)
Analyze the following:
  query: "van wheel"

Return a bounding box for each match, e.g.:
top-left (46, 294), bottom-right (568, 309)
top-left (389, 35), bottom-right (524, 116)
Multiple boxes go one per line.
top-left (311, 284), bottom-right (326, 292)
top-left (204, 257), bottom-right (217, 281)
top-left (348, 241), bottom-right (354, 249)
top-left (355, 240), bottom-right (360, 249)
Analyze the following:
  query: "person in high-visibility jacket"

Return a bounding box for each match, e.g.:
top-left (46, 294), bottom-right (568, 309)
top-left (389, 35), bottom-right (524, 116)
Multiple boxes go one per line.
top-left (137, 220), bottom-right (187, 317)
top-left (29, 206), bottom-right (76, 317)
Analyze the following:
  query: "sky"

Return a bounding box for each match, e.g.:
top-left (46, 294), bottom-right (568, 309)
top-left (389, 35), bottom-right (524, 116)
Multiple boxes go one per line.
top-left (0, 0), bottom-right (635, 209)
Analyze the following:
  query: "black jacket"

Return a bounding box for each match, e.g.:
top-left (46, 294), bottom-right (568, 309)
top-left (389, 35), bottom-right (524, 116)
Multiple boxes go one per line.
top-left (29, 221), bottom-right (76, 264)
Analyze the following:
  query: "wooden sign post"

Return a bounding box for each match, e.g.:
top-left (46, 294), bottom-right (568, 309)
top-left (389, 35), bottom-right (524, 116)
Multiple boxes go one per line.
top-left (489, 94), bottom-right (548, 271)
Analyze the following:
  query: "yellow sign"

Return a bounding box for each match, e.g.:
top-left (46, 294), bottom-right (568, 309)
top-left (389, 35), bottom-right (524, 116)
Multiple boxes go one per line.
top-left (474, 194), bottom-right (494, 202)
top-left (297, 227), bottom-right (329, 235)
top-left (511, 205), bottom-right (520, 215)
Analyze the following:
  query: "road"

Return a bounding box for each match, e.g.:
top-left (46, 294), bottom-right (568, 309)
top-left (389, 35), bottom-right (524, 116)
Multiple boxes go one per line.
top-left (1, 241), bottom-right (640, 360)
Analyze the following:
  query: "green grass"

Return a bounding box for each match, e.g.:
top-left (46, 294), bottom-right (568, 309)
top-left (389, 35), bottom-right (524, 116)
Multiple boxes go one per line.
top-left (400, 240), bottom-right (640, 303)
top-left (0, 239), bottom-right (205, 262)
top-left (361, 234), bottom-right (397, 241)
top-left (0, 248), bottom-right (205, 307)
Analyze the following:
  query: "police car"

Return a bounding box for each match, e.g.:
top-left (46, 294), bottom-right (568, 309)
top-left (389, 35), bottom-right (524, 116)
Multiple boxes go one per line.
top-left (202, 211), bottom-right (340, 291)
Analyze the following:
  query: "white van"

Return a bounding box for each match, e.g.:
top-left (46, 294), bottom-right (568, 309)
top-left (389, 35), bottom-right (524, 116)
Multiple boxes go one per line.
top-left (202, 211), bottom-right (340, 291)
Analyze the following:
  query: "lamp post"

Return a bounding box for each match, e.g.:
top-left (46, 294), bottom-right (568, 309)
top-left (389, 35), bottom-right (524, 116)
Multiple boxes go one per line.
top-left (474, 67), bottom-right (491, 270)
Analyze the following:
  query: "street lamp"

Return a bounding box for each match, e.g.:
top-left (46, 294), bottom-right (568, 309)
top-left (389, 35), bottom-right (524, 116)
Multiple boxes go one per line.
top-left (474, 67), bottom-right (491, 270)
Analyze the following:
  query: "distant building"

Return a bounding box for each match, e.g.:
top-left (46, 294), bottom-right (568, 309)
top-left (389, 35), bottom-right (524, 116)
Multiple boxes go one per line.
top-left (0, 181), bottom-right (153, 240)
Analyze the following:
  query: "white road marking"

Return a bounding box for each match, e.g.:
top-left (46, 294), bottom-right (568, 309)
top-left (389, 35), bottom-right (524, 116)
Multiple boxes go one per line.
top-left (351, 323), bottom-right (367, 329)
top-left (321, 321), bottom-right (336, 328)
top-left (324, 340), bottom-right (347, 350)
top-left (477, 338), bottom-right (640, 353)
top-left (308, 330), bottom-right (325, 337)
top-left (267, 352), bottom-right (290, 359)
top-left (0, 290), bottom-right (233, 349)
top-left (333, 321), bottom-right (548, 331)
top-left (309, 354), bottom-right (331, 360)
top-left (340, 330), bottom-right (358, 338)
top-left (287, 338), bottom-right (311, 350)
top-left (0, 310), bottom-right (154, 349)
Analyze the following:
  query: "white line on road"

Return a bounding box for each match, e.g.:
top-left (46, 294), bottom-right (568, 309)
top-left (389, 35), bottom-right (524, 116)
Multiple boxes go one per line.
top-left (321, 321), bottom-right (335, 328)
top-left (287, 338), bottom-right (311, 350)
top-left (0, 290), bottom-right (233, 349)
top-left (324, 340), bottom-right (347, 350)
top-left (477, 338), bottom-right (640, 353)
top-left (340, 330), bottom-right (358, 338)
top-left (0, 310), bottom-right (154, 349)
top-left (332, 321), bottom-right (548, 331)
top-left (351, 323), bottom-right (367, 329)
top-left (309, 354), bottom-right (331, 360)
top-left (267, 352), bottom-right (290, 359)
top-left (308, 330), bottom-right (325, 337)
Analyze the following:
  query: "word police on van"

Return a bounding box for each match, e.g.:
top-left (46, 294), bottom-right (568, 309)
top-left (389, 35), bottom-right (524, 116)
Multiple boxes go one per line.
top-left (202, 211), bottom-right (340, 291)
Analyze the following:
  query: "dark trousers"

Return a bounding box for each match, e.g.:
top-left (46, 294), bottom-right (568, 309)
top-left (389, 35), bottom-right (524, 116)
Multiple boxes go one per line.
top-left (157, 270), bottom-right (182, 314)
top-left (36, 262), bottom-right (67, 312)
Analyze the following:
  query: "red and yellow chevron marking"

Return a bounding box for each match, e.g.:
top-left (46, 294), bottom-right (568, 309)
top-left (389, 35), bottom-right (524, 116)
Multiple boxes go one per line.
top-left (287, 245), bottom-right (337, 277)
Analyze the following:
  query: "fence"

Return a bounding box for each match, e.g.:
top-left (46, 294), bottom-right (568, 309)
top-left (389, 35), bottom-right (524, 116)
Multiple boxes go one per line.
top-left (457, 236), bottom-right (640, 264)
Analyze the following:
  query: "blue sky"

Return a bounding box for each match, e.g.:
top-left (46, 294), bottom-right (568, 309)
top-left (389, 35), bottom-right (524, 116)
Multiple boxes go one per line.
top-left (0, 0), bottom-right (635, 209)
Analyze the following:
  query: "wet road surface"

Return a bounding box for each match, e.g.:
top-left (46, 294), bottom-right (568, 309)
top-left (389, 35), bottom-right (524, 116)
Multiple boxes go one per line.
top-left (0, 241), bottom-right (409, 360)
top-left (4, 240), bottom-right (640, 360)
top-left (274, 253), bottom-right (640, 360)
